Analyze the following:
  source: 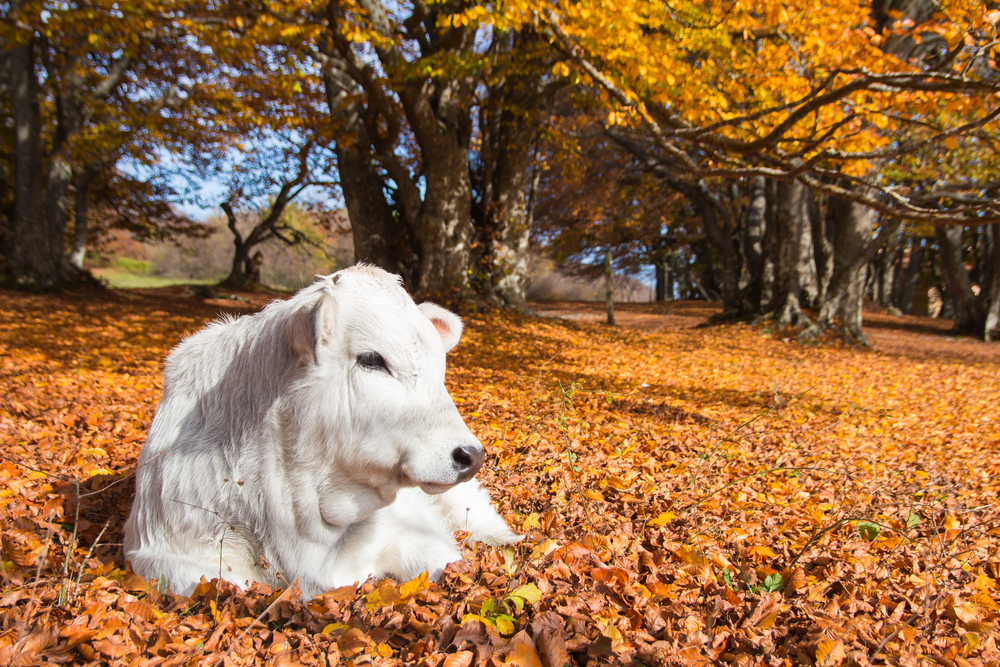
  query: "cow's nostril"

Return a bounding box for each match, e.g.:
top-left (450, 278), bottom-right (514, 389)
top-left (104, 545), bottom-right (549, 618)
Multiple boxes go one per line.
top-left (452, 445), bottom-right (484, 477)
top-left (452, 446), bottom-right (473, 467)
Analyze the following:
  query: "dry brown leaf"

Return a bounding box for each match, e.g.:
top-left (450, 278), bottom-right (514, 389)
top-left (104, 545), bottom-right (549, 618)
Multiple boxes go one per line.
top-left (443, 650), bottom-right (474, 667)
top-left (815, 639), bottom-right (846, 666)
top-left (504, 631), bottom-right (542, 667)
top-left (1, 292), bottom-right (998, 667)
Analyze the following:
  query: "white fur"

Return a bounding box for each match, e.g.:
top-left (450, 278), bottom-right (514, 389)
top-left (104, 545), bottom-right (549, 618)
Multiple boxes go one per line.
top-left (123, 265), bottom-right (520, 598)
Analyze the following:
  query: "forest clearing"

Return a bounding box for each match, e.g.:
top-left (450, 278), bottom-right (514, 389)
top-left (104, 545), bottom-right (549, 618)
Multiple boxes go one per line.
top-left (0, 288), bottom-right (997, 666)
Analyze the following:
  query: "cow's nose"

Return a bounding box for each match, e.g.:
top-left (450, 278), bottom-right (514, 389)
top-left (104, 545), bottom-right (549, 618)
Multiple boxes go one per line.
top-left (452, 444), bottom-right (484, 481)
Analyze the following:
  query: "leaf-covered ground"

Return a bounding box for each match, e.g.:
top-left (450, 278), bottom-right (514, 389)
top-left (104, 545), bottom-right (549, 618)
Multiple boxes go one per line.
top-left (1, 288), bottom-right (998, 667)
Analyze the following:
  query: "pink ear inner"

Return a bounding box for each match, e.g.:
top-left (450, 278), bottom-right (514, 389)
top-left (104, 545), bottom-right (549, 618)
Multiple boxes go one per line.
top-left (431, 318), bottom-right (451, 338)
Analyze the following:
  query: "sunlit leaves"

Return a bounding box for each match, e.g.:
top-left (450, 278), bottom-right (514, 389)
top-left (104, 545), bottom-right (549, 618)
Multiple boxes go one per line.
top-left (500, 0), bottom-right (1000, 191)
top-left (1, 291), bottom-right (999, 665)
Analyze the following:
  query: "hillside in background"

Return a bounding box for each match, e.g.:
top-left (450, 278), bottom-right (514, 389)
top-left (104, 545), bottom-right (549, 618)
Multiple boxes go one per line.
top-left (87, 211), bottom-right (353, 291)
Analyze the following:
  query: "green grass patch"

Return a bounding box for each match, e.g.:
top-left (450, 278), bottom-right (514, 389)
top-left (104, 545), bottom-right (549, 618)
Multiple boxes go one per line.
top-left (110, 257), bottom-right (154, 274)
top-left (92, 268), bottom-right (216, 289)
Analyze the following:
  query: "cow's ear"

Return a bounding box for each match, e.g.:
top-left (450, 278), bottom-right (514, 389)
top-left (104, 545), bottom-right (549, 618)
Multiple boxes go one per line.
top-left (418, 302), bottom-right (463, 352)
top-left (287, 304), bottom-right (318, 363)
top-left (287, 295), bottom-right (336, 363)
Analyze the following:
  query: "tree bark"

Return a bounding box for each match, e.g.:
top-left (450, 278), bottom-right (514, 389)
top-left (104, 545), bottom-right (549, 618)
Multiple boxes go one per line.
top-left (817, 194), bottom-right (901, 343)
top-left (798, 189), bottom-right (819, 308)
top-left (894, 238), bottom-right (925, 314)
top-left (936, 225), bottom-right (986, 336)
top-left (386, 11), bottom-right (476, 297)
top-left (741, 176), bottom-right (767, 313)
top-left (323, 66), bottom-right (418, 285)
top-left (655, 259), bottom-right (667, 301)
top-left (767, 177), bottom-right (814, 328)
top-left (810, 189), bottom-right (834, 305)
top-left (68, 163), bottom-right (102, 270)
top-left (605, 249), bottom-right (615, 325)
top-left (320, 3), bottom-right (546, 303)
top-left (8, 33), bottom-right (56, 288)
top-left (5, 19), bottom-right (132, 289)
top-left (476, 44), bottom-right (543, 310)
top-left (983, 224), bottom-right (1000, 342)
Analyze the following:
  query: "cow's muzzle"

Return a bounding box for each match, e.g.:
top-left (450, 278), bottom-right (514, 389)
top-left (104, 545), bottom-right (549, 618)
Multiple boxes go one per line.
top-left (452, 444), bottom-right (484, 483)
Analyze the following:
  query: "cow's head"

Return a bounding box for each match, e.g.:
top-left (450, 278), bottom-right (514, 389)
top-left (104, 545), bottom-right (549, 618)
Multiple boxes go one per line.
top-left (285, 265), bottom-right (484, 499)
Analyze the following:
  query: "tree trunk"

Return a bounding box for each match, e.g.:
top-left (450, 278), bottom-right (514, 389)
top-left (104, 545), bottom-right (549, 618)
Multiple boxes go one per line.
top-left (8, 34), bottom-right (57, 289)
top-left (767, 176), bottom-right (814, 328)
top-left (68, 163), bottom-right (101, 271)
top-left (818, 196), bottom-right (873, 342)
top-left (760, 179), bottom-right (778, 307)
top-left (983, 224), bottom-right (1000, 342)
top-left (664, 261), bottom-right (675, 301)
top-left (411, 138), bottom-right (475, 297)
top-left (323, 67), bottom-right (418, 285)
top-left (320, 5), bottom-right (504, 302)
top-left (653, 176), bottom-right (739, 307)
top-left (693, 187), bottom-right (739, 306)
top-left (810, 190), bottom-right (834, 304)
top-left (474, 30), bottom-right (548, 310)
top-left (222, 202), bottom-right (253, 286)
top-left (817, 195), bottom-right (900, 343)
top-left (894, 238), bottom-right (925, 314)
top-left (799, 189), bottom-right (819, 308)
top-left (936, 225), bottom-right (986, 335)
top-left (605, 249), bottom-right (615, 325)
top-left (655, 259), bottom-right (667, 301)
top-left (741, 176), bottom-right (767, 313)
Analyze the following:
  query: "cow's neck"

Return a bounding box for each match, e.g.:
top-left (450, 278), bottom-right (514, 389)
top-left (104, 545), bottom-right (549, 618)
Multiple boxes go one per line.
top-left (318, 474), bottom-right (396, 528)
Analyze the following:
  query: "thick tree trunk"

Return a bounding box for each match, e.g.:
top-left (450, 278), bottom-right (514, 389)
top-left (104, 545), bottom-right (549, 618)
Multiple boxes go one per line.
top-left (983, 224), bottom-right (1000, 342)
top-left (412, 142), bottom-right (475, 297)
top-left (799, 190), bottom-right (819, 308)
top-left (8, 35), bottom-right (58, 288)
top-left (810, 190), bottom-right (834, 305)
top-left (894, 238), bottom-right (925, 314)
top-left (7, 30), bottom-right (109, 289)
top-left (665, 181), bottom-right (739, 306)
top-left (879, 243), bottom-right (901, 308)
top-left (817, 195), bottom-right (900, 343)
top-left (336, 139), bottom-right (418, 282)
top-left (936, 225), bottom-right (986, 336)
top-left (477, 88), bottom-right (537, 310)
top-left (321, 9), bottom-right (508, 302)
top-left (323, 68), bottom-right (418, 286)
top-left (221, 202), bottom-right (254, 286)
top-left (741, 176), bottom-right (767, 313)
top-left (760, 179), bottom-right (778, 307)
top-left (395, 66), bottom-right (477, 298)
top-left (767, 177), bottom-right (814, 328)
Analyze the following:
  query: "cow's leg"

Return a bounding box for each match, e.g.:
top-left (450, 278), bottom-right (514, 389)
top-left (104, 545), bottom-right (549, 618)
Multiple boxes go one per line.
top-left (128, 546), bottom-right (271, 596)
top-left (431, 481), bottom-right (523, 545)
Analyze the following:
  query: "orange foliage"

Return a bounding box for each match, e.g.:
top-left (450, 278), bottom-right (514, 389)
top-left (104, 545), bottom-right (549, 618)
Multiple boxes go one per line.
top-left (0, 289), bottom-right (998, 665)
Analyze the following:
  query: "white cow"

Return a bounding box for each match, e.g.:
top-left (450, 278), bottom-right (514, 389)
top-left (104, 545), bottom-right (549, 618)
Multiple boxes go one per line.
top-left (123, 265), bottom-right (520, 598)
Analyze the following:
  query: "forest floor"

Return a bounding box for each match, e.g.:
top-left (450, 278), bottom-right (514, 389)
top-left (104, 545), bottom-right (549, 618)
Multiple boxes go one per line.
top-left (1, 287), bottom-right (998, 666)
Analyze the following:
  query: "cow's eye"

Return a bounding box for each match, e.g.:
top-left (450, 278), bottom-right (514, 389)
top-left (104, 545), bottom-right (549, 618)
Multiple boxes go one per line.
top-left (357, 352), bottom-right (389, 373)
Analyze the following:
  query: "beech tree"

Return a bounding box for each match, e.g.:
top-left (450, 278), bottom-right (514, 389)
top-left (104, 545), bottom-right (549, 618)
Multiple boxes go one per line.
top-left (232, 1), bottom-right (559, 307)
top-left (500, 0), bottom-right (1000, 341)
top-left (0, 0), bottom-right (226, 288)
